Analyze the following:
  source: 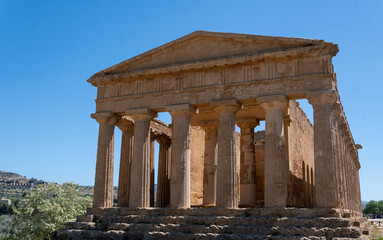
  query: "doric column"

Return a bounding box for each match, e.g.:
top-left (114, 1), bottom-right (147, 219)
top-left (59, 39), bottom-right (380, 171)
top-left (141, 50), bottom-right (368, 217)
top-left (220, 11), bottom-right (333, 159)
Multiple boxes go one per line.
top-left (307, 90), bottom-right (340, 208)
top-left (259, 95), bottom-right (288, 207)
top-left (237, 117), bottom-right (259, 207)
top-left (150, 134), bottom-right (155, 207)
top-left (255, 139), bottom-right (265, 206)
top-left (91, 112), bottom-right (120, 208)
top-left (333, 104), bottom-right (345, 209)
top-left (355, 166), bottom-right (362, 213)
top-left (200, 120), bottom-right (218, 207)
top-left (156, 135), bottom-right (171, 208)
top-left (127, 108), bottom-right (156, 208)
top-left (214, 100), bottom-right (240, 208)
top-left (116, 117), bottom-right (134, 207)
top-left (167, 104), bottom-right (196, 208)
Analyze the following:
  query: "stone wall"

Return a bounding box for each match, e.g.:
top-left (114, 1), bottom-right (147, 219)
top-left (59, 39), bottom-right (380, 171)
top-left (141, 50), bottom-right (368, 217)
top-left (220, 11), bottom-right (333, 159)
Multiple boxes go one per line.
top-left (190, 126), bottom-right (205, 205)
top-left (286, 100), bottom-right (314, 207)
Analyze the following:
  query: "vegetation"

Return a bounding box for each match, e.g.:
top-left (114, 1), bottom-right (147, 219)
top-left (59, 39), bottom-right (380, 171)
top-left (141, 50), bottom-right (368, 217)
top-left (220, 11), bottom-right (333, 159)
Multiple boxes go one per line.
top-left (371, 226), bottom-right (383, 240)
top-left (7, 183), bottom-right (92, 240)
top-left (0, 171), bottom-right (30, 185)
top-left (0, 215), bottom-right (12, 239)
top-left (362, 200), bottom-right (383, 215)
top-left (0, 186), bottom-right (29, 202)
top-left (0, 202), bottom-right (12, 215)
top-left (27, 177), bottom-right (46, 185)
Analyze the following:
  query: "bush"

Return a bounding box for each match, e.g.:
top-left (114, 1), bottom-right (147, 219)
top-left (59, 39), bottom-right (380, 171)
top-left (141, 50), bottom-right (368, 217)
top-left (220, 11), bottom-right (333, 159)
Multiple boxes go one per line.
top-left (9, 183), bottom-right (92, 240)
top-left (0, 202), bottom-right (12, 215)
top-left (0, 215), bottom-right (12, 238)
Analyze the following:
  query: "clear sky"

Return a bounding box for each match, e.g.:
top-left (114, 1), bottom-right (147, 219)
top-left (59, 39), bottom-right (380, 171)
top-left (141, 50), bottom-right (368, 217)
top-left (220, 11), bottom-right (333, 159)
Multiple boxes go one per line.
top-left (0, 1), bottom-right (382, 201)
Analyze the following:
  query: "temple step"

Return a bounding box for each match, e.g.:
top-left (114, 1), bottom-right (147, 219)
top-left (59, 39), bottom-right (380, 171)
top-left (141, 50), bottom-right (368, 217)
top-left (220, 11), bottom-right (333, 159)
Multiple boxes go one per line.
top-left (93, 215), bottom-right (353, 228)
top-left (63, 222), bottom-right (362, 237)
top-left (52, 208), bottom-right (371, 240)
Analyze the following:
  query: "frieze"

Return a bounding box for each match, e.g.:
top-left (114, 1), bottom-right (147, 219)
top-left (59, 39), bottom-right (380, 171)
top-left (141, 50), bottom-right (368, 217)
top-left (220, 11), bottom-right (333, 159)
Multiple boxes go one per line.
top-left (97, 56), bottom-right (329, 100)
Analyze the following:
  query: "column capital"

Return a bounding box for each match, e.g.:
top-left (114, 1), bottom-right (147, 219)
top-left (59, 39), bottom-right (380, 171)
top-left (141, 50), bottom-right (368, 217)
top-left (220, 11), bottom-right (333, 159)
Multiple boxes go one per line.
top-left (332, 101), bottom-right (343, 116)
top-left (306, 90), bottom-right (338, 106)
top-left (91, 112), bottom-right (120, 125)
top-left (116, 116), bottom-right (134, 132)
top-left (236, 117), bottom-right (259, 130)
top-left (126, 108), bottom-right (157, 121)
top-left (258, 95), bottom-right (287, 110)
top-left (211, 99), bottom-right (241, 114)
top-left (166, 104), bottom-right (196, 117)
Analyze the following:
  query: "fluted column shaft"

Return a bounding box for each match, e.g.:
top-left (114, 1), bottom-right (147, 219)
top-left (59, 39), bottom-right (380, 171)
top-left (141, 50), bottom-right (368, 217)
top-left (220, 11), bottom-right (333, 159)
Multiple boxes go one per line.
top-left (201, 121), bottom-right (218, 206)
top-left (259, 95), bottom-right (288, 207)
top-left (307, 90), bottom-right (340, 208)
top-left (168, 104), bottom-right (196, 208)
top-left (129, 111), bottom-right (156, 208)
top-left (238, 118), bottom-right (259, 207)
top-left (216, 103), bottom-right (240, 208)
top-left (92, 113), bottom-right (120, 208)
top-left (150, 134), bottom-right (155, 207)
top-left (156, 136), bottom-right (171, 208)
top-left (116, 118), bottom-right (134, 207)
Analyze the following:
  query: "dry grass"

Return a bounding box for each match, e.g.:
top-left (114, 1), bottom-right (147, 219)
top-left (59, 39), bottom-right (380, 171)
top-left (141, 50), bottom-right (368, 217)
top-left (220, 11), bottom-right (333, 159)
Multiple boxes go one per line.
top-left (371, 226), bottom-right (383, 239)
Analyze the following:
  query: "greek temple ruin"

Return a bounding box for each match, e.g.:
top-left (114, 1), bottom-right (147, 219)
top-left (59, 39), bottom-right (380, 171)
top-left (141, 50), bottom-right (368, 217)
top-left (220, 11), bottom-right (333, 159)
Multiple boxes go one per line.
top-left (53, 31), bottom-right (370, 239)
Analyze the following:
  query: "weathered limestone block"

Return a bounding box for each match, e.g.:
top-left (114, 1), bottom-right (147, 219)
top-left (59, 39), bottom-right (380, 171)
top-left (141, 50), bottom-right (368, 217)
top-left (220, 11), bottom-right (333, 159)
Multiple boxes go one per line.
top-left (200, 121), bottom-right (218, 207)
top-left (237, 117), bottom-right (259, 207)
top-left (285, 100), bottom-right (314, 208)
top-left (91, 112), bottom-right (120, 208)
top-left (259, 95), bottom-right (288, 207)
top-left (190, 126), bottom-right (205, 206)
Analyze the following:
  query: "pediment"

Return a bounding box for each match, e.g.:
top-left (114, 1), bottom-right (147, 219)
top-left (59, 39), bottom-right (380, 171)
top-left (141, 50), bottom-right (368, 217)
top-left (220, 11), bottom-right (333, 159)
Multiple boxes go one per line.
top-left (90, 31), bottom-right (336, 81)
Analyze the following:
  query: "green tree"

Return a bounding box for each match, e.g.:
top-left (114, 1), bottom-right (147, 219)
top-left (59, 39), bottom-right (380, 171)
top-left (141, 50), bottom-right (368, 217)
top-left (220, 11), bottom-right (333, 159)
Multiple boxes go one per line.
top-left (9, 183), bottom-right (92, 240)
top-left (0, 202), bottom-right (12, 215)
top-left (0, 215), bottom-right (12, 238)
top-left (363, 200), bottom-right (383, 215)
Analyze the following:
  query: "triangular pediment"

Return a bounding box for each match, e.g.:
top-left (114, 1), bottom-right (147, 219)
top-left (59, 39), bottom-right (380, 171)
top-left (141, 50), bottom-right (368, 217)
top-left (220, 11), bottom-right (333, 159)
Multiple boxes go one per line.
top-left (91, 31), bottom-right (333, 79)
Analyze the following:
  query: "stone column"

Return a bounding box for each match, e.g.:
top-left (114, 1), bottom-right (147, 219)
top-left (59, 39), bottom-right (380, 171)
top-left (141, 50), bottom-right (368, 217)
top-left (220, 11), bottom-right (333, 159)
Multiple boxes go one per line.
top-left (307, 90), bottom-right (340, 208)
top-left (255, 139), bottom-right (265, 206)
top-left (200, 120), bottom-right (218, 207)
top-left (167, 104), bottom-right (196, 208)
top-left (333, 104), bottom-right (345, 209)
top-left (237, 117), bottom-right (259, 207)
top-left (214, 100), bottom-right (240, 208)
top-left (355, 166), bottom-right (362, 213)
top-left (127, 109), bottom-right (156, 208)
top-left (156, 135), bottom-right (171, 208)
top-left (259, 95), bottom-right (288, 207)
top-left (150, 134), bottom-right (155, 207)
top-left (116, 117), bottom-right (134, 207)
top-left (91, 112), bottom-right (120, 208)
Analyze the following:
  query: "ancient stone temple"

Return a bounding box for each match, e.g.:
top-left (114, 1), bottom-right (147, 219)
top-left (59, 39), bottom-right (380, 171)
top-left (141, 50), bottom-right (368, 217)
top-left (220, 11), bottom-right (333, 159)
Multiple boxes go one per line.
top-left (53, 31), bottom-right (370, 239)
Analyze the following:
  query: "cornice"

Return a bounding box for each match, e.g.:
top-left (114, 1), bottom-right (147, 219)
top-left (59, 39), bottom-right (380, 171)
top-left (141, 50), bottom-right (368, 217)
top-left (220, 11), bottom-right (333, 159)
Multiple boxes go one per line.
top-left (88, 44), bottom-right (336, 86)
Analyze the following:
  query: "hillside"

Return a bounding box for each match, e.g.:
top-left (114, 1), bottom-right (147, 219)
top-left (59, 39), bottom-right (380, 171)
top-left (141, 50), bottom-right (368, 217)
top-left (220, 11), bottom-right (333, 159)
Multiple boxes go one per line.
top-left (0, 170), bottom-right (29, 184)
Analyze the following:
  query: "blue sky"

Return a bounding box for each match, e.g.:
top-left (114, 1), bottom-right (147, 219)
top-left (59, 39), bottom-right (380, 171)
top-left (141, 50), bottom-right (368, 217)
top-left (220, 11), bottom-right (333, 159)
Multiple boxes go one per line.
top-left (0, 1), bottom-right (382, 201)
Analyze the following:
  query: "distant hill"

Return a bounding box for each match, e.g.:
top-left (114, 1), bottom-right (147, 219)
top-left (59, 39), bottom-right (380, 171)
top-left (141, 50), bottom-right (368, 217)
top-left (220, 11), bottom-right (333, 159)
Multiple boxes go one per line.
top-left (0, 170), bottom-right (29, 184)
